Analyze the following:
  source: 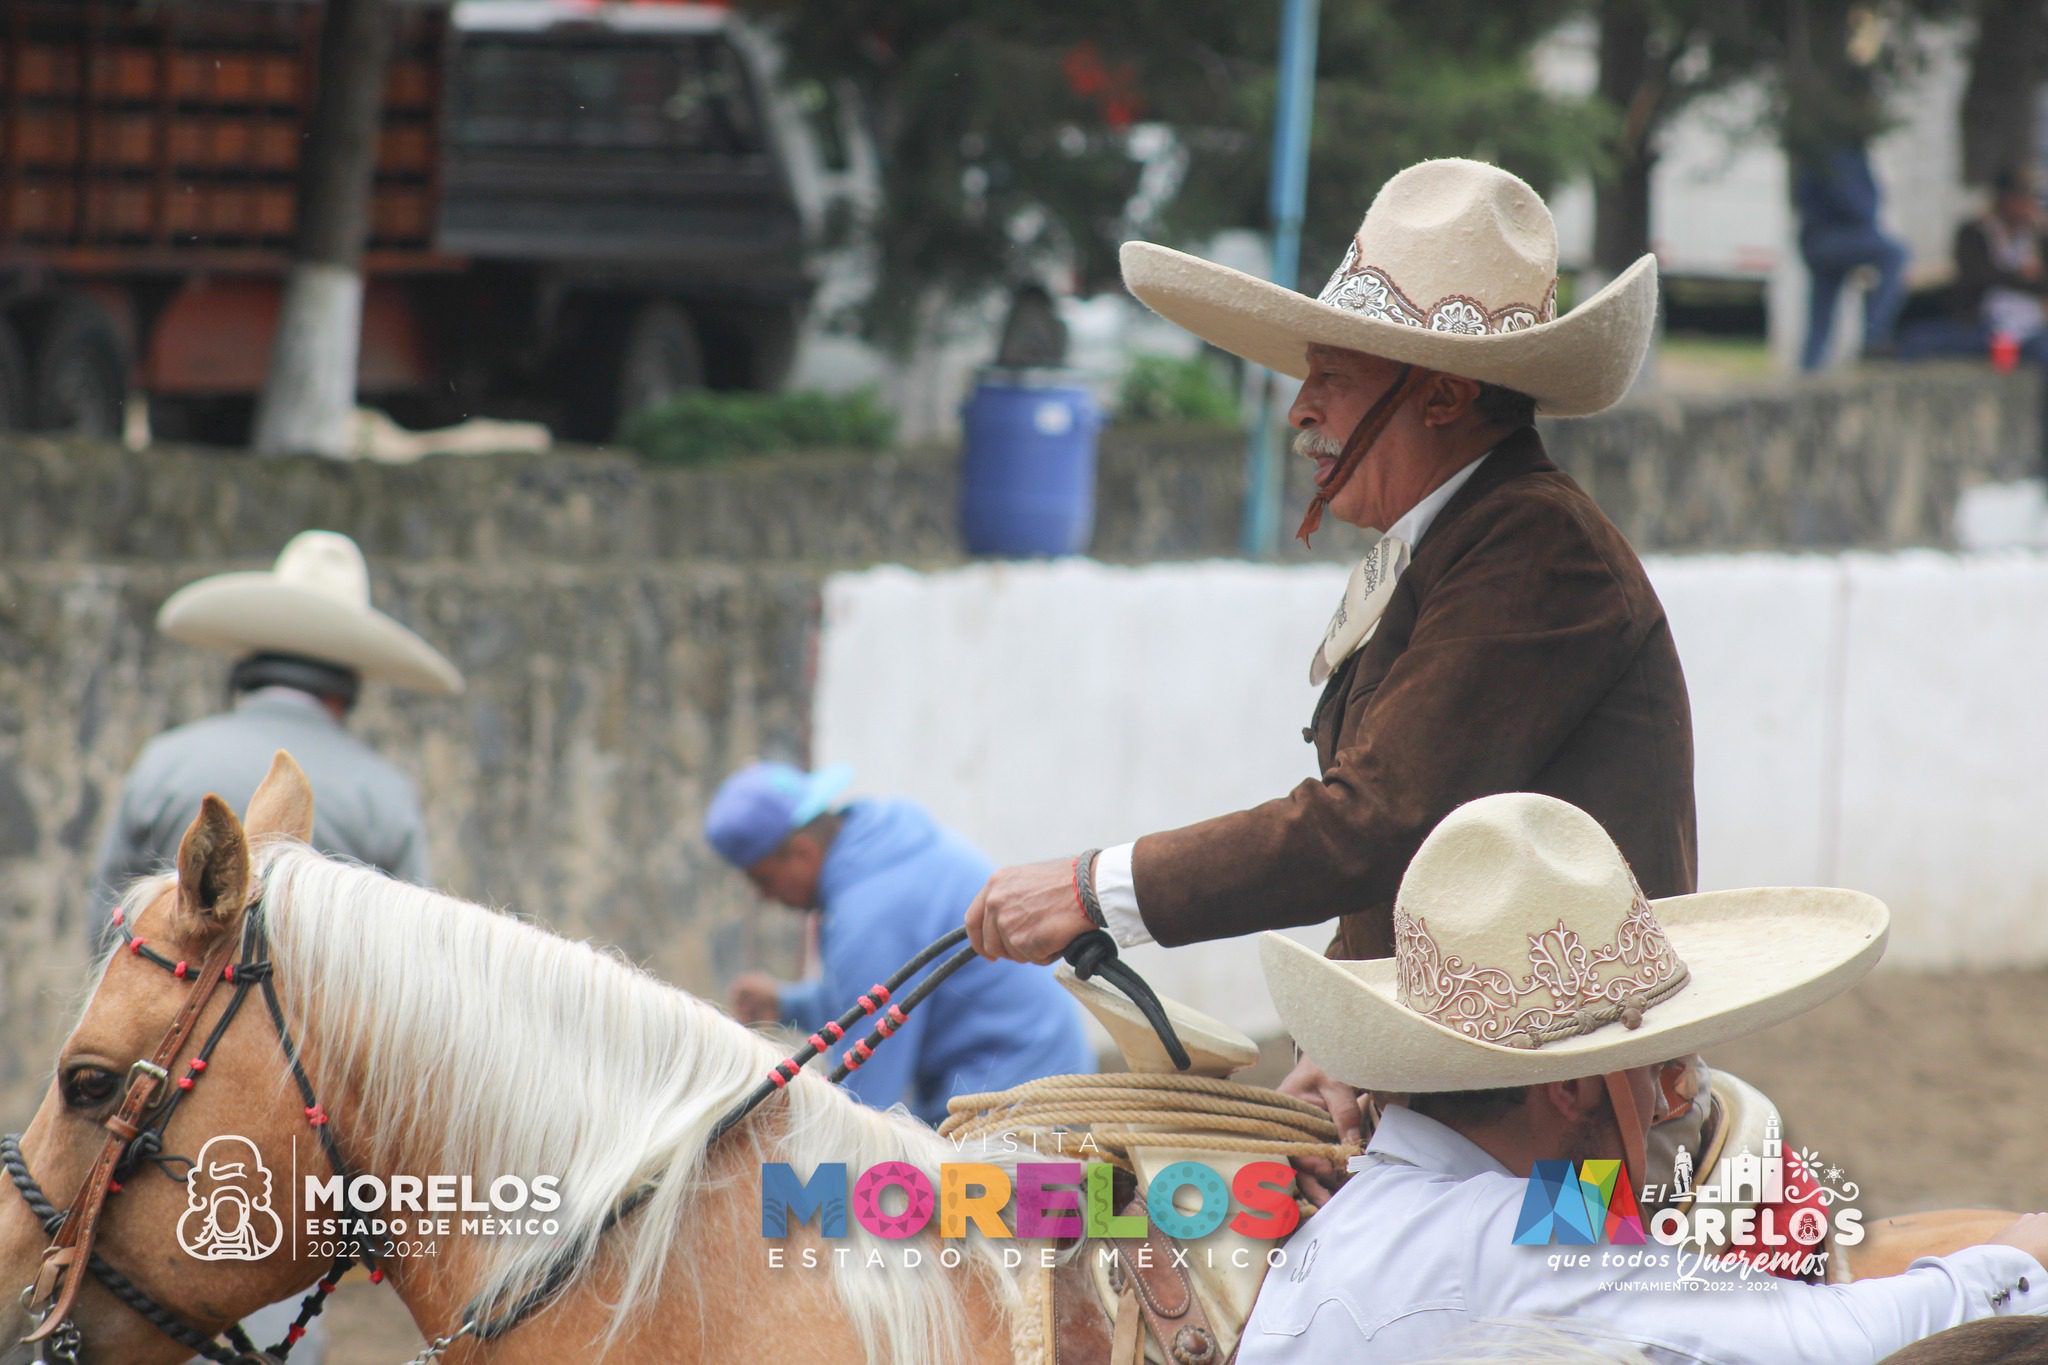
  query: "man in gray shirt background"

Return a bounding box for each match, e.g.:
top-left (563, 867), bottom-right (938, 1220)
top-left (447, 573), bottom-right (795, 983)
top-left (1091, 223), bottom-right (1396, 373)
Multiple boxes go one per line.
top-left (90, 528), bottom-right (462, 939)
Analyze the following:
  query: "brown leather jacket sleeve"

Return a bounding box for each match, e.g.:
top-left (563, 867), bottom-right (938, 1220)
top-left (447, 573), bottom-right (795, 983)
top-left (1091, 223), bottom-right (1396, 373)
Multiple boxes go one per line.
top-left (1127, 488), bottom-right (1646, 948)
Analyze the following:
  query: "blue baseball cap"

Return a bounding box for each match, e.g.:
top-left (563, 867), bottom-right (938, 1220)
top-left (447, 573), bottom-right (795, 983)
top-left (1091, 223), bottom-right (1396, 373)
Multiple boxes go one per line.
top-left (703, 761), bottom-right (855, 869)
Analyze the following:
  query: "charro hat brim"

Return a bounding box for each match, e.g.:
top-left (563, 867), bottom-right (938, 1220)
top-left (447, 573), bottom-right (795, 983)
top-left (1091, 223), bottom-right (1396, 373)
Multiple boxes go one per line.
top-left (1056, 964), bottom-right (1261, 1076)
top-left (1260, 886), bottom-right (1887, 1092)
top-left (1120, 242), bottom-right (1658, 418)
top-left (158, 575), bottom-right (464, 695)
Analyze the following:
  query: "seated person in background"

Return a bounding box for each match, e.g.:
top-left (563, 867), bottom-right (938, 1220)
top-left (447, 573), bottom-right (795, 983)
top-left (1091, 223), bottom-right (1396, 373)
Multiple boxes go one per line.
top-left (708, 762), bottom-right (1094, 1126)
top-left (1240, 791), bottom-right (2048, 1365)
top-left (1901, 167), bottom-right (2048, 364)
top-left (1956, 166), bottom-right (2048, 358)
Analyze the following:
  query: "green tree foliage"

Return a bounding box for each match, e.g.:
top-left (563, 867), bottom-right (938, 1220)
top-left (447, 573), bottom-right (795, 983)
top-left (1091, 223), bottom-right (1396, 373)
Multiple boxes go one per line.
top-left (1958, 0), bottom-right (2048, 184)
top-left (623, 389), bottom-right (895, 465)
top-left (1117, 354), bottom-right (1240, 424)
top-left (1588, 0), bottom-right (1768, 276)
top-left (740, 1), bottom-right (1611, 348)
top-left (1585, 0), bottom-right (1959, 273)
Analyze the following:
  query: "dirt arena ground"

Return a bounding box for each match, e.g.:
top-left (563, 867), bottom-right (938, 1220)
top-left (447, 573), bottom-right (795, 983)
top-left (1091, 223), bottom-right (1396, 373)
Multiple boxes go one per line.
top-left (320, 969), bottom-right (2048, 1363)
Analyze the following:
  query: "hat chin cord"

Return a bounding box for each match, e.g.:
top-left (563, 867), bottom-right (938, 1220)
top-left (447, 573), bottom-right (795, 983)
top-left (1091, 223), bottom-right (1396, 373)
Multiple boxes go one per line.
top-left (1295, 363), bottom-right (1430, 545)
top-left (1601, 1069), bottom-right (1652, 1191)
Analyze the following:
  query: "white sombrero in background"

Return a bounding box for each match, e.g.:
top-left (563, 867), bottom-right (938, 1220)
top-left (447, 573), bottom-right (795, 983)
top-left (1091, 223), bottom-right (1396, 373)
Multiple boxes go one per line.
top-left (157, 530), bottom-right (464, 695)
top-left (1121, 157), bottom-right (1659, 417)
top-left (1261, 793), bottom-right (1888, 1092)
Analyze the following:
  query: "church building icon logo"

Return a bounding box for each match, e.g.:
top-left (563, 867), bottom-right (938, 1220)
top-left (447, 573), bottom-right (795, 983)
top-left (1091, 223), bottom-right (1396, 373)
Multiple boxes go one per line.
top-left (1683, 1112), bottom-right (1787, 1205)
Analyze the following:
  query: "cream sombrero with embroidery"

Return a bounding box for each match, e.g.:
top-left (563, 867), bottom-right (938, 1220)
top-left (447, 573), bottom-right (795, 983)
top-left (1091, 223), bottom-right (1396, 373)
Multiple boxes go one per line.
top-left (1121, 158), bottom-right (1657, 416)
top-left (1260, 793), bottom-right (1887, 1091)
top-left (157, 530), bottom-right (463, 695)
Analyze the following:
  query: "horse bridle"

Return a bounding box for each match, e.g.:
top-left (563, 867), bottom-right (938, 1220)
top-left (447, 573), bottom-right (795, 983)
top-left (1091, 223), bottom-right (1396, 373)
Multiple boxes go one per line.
top-left (7, 897), bottom-right (364, 1365)
top-left (9, 900), bottom-right (1189, 1364)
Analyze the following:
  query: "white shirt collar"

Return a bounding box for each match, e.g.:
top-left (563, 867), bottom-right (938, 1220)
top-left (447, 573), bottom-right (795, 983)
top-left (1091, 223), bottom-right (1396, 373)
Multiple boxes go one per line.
top-left (237, 686), bottom-right (342, 728)
top-left (1381, 450), bottom-right (1491, 548)
top-left (1353, 1104), bottom-right (1517, 1181)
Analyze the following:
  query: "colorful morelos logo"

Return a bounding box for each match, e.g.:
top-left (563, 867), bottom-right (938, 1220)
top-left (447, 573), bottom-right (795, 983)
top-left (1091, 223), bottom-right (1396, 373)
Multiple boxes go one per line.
top-left (761, 1159), bottom-right (1301, 1244)
top-left (1513, 1159), bottom-right (1644, 1246)
top-left (1511, 1116), bottom-right (1864, 1280)
top-left (176, 1135), bottom-right (285, 1261)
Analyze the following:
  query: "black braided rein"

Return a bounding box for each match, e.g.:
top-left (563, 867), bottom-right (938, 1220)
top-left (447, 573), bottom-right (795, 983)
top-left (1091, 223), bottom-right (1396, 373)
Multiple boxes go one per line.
top-left (1062, 930), bottom-right (1192, 1071)
top-left (457, 925), bottom-right (985, 1343)
top-left (459, 925), bottom-right (1192, 1345)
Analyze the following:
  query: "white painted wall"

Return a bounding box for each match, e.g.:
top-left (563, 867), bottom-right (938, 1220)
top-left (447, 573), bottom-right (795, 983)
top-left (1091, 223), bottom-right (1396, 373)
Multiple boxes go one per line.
top-left (813, 552), bottom-right (2048, 1038)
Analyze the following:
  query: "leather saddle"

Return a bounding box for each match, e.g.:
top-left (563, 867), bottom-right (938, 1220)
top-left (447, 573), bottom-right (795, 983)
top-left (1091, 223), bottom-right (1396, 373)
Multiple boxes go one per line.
top-left (1026, 1183), bottom-right (1246, 1365)
top-left (1009, 973), bottom-right (1281, 1365)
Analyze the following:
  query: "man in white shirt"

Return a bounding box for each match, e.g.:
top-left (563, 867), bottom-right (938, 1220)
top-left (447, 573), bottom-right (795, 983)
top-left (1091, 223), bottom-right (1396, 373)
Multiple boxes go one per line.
top-left (1241, 792), bottom-right (2048, 1364)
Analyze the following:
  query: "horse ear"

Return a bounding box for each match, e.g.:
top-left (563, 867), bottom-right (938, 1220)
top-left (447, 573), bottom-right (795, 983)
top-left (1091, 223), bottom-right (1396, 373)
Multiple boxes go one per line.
top-left (245, 750), bottom-right (315, 843)
top-left (175, 794), bottom-right (252, 932)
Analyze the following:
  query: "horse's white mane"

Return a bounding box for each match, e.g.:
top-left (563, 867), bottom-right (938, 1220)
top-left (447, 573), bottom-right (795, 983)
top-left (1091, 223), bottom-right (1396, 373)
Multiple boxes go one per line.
top-left (238, 842), bottom-right (1014, 1362)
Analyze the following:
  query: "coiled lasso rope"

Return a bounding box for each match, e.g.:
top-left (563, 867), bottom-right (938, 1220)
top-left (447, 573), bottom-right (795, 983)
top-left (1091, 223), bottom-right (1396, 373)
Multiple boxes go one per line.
top-left (938, 1072), bottom-right (1356, 1172)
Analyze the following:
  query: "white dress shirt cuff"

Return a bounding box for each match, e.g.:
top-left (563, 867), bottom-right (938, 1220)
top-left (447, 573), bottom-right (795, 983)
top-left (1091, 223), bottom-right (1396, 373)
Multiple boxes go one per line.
top-left (1092, 842), bottom-right (1152, 947)
top-left (1921, 1244), bottom-right (2048, 1315)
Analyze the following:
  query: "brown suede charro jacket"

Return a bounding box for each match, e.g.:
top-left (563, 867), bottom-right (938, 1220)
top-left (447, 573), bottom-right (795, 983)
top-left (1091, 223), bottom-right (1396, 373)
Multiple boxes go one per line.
top-left (1129, 425), bottom-right (1697, 959)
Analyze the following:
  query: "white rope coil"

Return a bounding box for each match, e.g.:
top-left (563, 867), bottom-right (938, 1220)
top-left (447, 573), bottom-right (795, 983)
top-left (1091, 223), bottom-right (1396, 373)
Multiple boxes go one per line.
top-left (939, 1072), bottom-right (1356, 1171)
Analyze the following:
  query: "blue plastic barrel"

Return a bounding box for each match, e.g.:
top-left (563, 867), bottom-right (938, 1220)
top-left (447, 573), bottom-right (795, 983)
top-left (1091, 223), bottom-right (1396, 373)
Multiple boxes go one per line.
top-left (960, 369), bottom-right (1102, 556)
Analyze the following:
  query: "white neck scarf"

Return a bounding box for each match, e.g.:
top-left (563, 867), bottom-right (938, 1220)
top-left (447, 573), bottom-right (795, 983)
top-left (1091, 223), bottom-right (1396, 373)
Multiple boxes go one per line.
top-left (1305, 450), bottom-right (1493, 687)
top-left (1310, 534), bottom-right (1410, 685)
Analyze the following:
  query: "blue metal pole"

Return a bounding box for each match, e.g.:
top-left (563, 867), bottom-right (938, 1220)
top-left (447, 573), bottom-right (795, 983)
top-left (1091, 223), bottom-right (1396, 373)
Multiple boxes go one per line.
top-left (1240, 0), bottom-right (1322, 558)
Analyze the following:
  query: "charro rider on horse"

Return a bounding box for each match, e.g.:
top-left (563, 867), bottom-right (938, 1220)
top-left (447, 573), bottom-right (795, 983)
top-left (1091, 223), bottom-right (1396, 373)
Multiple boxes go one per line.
top-left (1238, 792), bottom-right (2048, 1362)
top-left (965, 156), bottom-right (1709, 1196)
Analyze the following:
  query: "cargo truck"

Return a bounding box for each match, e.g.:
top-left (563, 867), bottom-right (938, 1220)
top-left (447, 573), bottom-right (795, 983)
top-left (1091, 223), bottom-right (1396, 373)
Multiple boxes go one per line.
top-left (0, 0), bottom-right (821, 443)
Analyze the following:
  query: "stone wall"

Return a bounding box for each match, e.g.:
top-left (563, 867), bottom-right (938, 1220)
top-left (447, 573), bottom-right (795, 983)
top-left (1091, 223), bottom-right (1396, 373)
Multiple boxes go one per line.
top-left (0, 359), bottom-right (2036, 1120)
top-left (1543, 366), bottom-right (2043, 551)
top-left (0, 362), bottom-right (2034, 568)
top-left (0, 562), bottom-right (819, 1121)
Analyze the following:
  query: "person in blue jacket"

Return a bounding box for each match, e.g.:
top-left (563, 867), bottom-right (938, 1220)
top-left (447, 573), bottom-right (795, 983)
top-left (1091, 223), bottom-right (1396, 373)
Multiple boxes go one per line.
top-left (705, 761), bottom-right (1095, 1126)
top-left (1792, 140), bottom-right (1909, 370)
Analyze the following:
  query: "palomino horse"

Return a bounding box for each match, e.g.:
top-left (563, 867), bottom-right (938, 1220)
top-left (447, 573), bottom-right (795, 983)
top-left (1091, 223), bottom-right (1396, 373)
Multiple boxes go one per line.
top-left (0, 753), bottom-right (2030, 1364)
top-left (0, 754), bottom-right (1015, 1363)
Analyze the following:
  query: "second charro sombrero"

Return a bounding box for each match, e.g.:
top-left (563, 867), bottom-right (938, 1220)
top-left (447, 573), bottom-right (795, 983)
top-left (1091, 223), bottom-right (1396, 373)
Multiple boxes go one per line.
top-left (157, 530), bottom-right (463, 695)
top-left (1260, 793), bottom-right (1888, 1092)
top-left (1120, 157), bottom-right (1659, 417)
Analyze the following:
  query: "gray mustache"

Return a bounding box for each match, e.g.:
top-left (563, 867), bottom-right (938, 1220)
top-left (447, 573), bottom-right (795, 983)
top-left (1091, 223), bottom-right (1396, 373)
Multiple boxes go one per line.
top-left (1293, 430), bottom-right (1343, 459)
